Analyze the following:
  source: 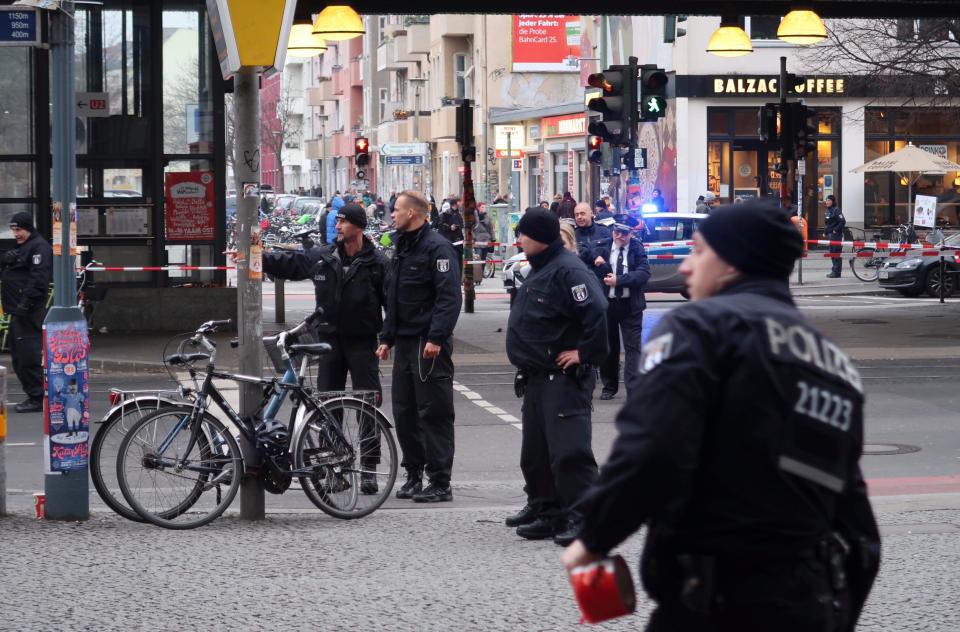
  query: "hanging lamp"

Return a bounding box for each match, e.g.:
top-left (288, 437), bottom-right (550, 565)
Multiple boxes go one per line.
top-left (707, 16), bottom-right (753, 57)
top-left (777, 7), bottom-right (827, 44)
top-left (312, 5), bottom-right (365, 41)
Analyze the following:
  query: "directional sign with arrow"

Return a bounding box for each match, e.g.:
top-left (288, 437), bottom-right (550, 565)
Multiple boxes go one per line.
top-left (76, 92), bottom-right (110, 118)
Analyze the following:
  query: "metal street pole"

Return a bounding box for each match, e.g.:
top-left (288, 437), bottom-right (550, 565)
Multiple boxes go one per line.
top-left (45, 0), bottom-right (89, 521)
top-left (506, 131), bottom-right (512, 210)
top-left (234, 67), bottom-right (265, 520)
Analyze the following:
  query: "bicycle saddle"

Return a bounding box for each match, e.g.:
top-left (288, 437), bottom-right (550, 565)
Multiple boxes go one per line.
top-left (288, 342), bottom-right (332, 356)
top-left (165, 352), bottom-right (211, 366)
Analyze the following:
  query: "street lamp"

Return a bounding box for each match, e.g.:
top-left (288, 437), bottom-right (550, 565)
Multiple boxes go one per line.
top-left (777, 8), bottom-right (827, 44)
top-left (706, 16), bottom-right (753, 57)
top-left (311, 5), bottom-right (364, 41)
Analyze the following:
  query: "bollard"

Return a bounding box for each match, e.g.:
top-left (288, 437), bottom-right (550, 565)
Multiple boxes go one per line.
top-left (0, 365), bottom-right (6, 516)
top-left (940, 254), bottom-right (946, 304)
top-left (275, 278), bottom-right (285, 324)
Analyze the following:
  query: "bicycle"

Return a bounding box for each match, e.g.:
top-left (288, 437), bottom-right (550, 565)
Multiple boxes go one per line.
top-left (115, 315), bottom-right (398, 529)
top-left (849, 224), bottom-right (917, 283)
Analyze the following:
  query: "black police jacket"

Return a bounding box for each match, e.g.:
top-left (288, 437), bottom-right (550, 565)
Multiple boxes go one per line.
top-left (437, 210), bottom-right (464, 245)
top-left (262, 238), bottom-right (388, 337)
top-left (825, 206), bottom-right (846, 239)
top-left (591, 236), bottom-right (651, 312)
top-left (381, 222), bottom-right (462, 345)
top-left (575, 222), bottom-right (611, 267)
top-left (576, 277), bottom-right (880, 627)
top-left (506, 240), bottom-right (608, 372)
top-left (1, 232), bottom-right (52, 316)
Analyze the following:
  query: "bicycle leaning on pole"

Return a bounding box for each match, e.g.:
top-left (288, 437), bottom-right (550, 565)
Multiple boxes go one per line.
top-left (848, 224), bottom-right (923, 282)
top-left (114, 313), bottom-right (398, 529)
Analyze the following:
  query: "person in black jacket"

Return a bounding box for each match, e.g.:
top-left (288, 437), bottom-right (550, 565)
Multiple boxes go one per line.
top-left (505, 208), bottom-right (608, 547)
top-left (824, 194), bottom-right (846, 278)
top-left (573, 203), bottom-right (611, 263)
top-left (563, 200), bottom-right (880, 632)
top-left (261, 204), bottom-right (389, 493)
top-left (376, 190), bottom-right (462, 503)
top-left (437, 199), bottom-right (465, 265)
top-left (1, 212), bottom-right (52, 413)
top-left (591, 222), bottom-right (651, 399)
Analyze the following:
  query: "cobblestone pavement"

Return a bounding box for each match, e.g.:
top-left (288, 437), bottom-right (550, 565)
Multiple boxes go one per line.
top-left (1, 502), bottom-right (958, 631)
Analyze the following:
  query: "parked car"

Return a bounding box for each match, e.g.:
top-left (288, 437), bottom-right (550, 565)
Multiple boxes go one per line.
top-left (878, 230), bottom-right (960, 297)
top-left (291, 196), bottom-right (324, 216)
top-left (274, 194), bottom-right (297, 214)
top-left (502, 211), bottom-right (708, 303)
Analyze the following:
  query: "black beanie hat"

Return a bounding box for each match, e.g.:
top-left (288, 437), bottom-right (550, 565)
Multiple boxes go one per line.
top-left (698, 199), bottom-right (802, 279)
top-left (10, 212), bottom-right (34, 232)
top-left (517, 208), bottom-right (560, 244)
top-left (335, 203), bottom-right (367, 229)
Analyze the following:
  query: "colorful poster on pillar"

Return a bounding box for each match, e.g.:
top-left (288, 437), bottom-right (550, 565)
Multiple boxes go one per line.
top-left (165, 171), bottom-right (215, 240)
top-left (43, 320), bottom-right (90, 474)
top-left (512, 15), bottom-right (581, 72)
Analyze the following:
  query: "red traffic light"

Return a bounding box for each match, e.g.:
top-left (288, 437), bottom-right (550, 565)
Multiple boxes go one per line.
top-left (587, 72), bottom-right (614, 93)
top-left (588, 135), bottom-right (603, 150)
top-left (355, 137), bottom-right (369, 153)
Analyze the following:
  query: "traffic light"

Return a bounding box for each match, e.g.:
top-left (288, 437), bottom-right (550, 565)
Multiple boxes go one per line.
top-left (639, 65), bottom-right (668, 122)
top-left (791, 102), bottom-right (818, 156)
top-left (586, 59), bottom-right (638, 147)
top-left (779, 104), bottom-right (796, 161)
top-left (456, 99), bottom-right (475, 162)
top-left (587, 134), bottom-right (604, 165)
top-left (663, 15), bottom-right (687, 42)
top-left (759, 103), bottom-right (779, 146)
top-left (354, 137), bottom-right (370, 167)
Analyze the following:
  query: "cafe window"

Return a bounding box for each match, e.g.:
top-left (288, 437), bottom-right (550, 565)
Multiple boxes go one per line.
top-left (747, 16), bottom-right (781, 40)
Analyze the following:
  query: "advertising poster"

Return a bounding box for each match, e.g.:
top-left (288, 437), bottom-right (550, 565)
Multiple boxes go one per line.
top-left (43, 320), bottom-right (90, 474)
top-left (165, 171), bottom-right (215, 240)
top-left (914, 194), bottom-right (938, 228)
top-left (512, 15), bottom-right (580, 72)
top-left (50, 201), bottom-right (78, 256)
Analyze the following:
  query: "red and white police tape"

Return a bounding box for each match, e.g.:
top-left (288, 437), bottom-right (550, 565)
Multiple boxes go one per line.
top-left (81, 265), bottom-right (236, 272)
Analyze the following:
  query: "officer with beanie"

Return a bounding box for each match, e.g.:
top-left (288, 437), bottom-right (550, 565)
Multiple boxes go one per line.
top-left (505, 208), bottom-right (608, 547)
top-left (824, 194), bottom-right (846, 278)
top-left (1, 212), bottom-right (52, 413)
top-left (260, 203), bottom-right (390, 492)
top-left (563, 199), bottom-right (880, 631)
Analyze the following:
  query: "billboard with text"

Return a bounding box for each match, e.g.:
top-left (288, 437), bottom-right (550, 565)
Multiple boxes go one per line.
top-left (512, 15), bottom-right (580, 73)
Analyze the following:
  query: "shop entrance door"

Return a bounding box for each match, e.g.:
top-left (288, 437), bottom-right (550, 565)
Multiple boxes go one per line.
top-left (731, 140), bottom-right (777, 202)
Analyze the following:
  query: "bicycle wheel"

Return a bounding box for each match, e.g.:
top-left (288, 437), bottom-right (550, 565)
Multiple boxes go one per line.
top-left (90, 398), bottom-right (182, 522)
top-left (117, 406), bottom-right (241, 529)
top-left (295, 398), bottom-right (398, 519)
top-left (483, 257), bottom-right (497, 278)
top-left (849, 248), bottom-right (882, 282)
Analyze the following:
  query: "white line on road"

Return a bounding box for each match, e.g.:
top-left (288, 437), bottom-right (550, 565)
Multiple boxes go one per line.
top-left (5, 442), bottom-right (37, 447)
top-left (452, 380), bottom-right (520, 431)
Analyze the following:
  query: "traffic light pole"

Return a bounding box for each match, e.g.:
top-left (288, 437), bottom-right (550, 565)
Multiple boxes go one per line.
top-left (779, 55), bottom-right (802, 285)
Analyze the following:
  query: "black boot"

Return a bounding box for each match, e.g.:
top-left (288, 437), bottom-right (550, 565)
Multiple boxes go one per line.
top-left (360, 472), bottom-right (379, 495)
top-left (412, 482), bottom-right (453, 503)
top-left (553, 519), bottom-right (583, 547)
top-left (394, 470), bottom-right (423, 499)
top-left (15, 399), bottom-right (42, 413)
top-left (505, 504), bottom-right (538, 527)
top-left (516, 516), bottom-right (563, 540)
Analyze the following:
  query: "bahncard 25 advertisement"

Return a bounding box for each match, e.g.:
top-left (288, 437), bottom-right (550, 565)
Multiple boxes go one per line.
top-left (44, 320), bottom-right (90, 473)
top-left (512, 15), bottom-right (581, 72)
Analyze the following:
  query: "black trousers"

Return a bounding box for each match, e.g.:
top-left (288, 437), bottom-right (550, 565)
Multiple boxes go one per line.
top-left (520, 370), bottom-right (598, 520)
top-left (600, 298), bottom-right (643, 395)
top-left (391, 336), bottom-right (455, 486)
top-left (316, 334), bottom-right (382, 467)
top-left (829, 244), bottom-right (843, 276)
top-left (11, 310), bottom-right (44, 401)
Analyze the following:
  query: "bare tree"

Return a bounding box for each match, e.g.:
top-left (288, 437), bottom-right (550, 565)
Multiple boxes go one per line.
top-left (801, 18), bottom-right (960, 112)
top-left (260, 90), bottom-right (303, 193)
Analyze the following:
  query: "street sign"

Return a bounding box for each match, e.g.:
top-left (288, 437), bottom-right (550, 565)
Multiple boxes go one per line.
top-left (0, 7), bottom-right (40, 47)
top-left (380, 142), bottom-right (428, 156)
top-left (511, 158), bottom-right (522, 171)
top-left (385, 155), bottom-right (424, 165)
top-left (494, 125), bottom-right (525, 151)
top-left (495, 149), bottom-right (525, 159)
top-left (76, 92), bottom-right (110, 117)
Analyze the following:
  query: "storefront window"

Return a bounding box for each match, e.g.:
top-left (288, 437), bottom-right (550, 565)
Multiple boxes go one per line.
top-left (0, 162), bottom-right (33, 198)
top-left (553, 152), bottom-right (568, 196)
top-left (528, 155), bottom-right (542, 205)
top-left (707, 141), bottom-right (729, 201)
top-left (163, 10), bottom-right (214, 155)
top-left (0, 48), bottom-right (33, 154)
top-left (707, 110), bottom-right (728, 136)
top-left (577, 151), bottom-right (586, 201)
top-left (734, 110), bottom-right (760, 137)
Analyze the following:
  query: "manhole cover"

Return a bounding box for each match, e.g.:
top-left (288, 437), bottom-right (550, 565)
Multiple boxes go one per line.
top-left (863, 443), bottom-right (921, 455)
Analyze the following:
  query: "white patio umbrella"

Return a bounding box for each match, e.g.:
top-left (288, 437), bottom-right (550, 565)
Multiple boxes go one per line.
top-left (852, 143), bottom-right (960, 224)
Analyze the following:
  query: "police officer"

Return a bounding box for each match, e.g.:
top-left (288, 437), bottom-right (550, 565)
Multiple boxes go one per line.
top-left (505, 208), bottom-right (608, 547)
top-left (824, 194), bottom-right (846, 278)
top-left (592, 221), bottom-right (651, 399)
top-left (261, 203), bottom-right (389, 493)
top-left (1, 212), bottom-right (52, 413)
top-left (562, 199), bottom-right (880, 631)
top-left (376, 190), bottom-right (462, 503)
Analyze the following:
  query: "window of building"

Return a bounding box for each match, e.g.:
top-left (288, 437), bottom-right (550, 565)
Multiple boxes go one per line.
top-left (552, 152), bottom-right (569, 195)
top-left (378, 88), bottom-right (388, 122)
top-left (453, 53), bottom-right (471, 100)
top-left (747, 16), bottom-right (780, 40)
top-left (378, 16), bottom-right (387, 43)
top-left (163, 10), bottom-right (214, 154)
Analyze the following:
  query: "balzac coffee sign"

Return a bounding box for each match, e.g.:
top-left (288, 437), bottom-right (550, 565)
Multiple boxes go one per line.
top-left (684, 75), bottom-right (848, 98)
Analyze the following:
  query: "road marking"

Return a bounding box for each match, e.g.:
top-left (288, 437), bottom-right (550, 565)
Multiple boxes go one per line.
top-left (452, 380), bottom-right (520, 431)
top-left (5, 442), bottom-right (37, 447)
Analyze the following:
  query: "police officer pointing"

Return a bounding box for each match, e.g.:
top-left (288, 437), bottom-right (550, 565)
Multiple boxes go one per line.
top-left (506, 209), bottom-right (608, 546)
top-left (376, 190), bottom-right (462, 503)
top-left (562, 200), bottom-right (880, 631)
top-left (1, 212), bottom-right (52, 413)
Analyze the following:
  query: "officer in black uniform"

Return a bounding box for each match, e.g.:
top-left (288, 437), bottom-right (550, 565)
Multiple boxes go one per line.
top-left (262, 204), bottom-right (389, 493)
top-left (505, 208), bottom-right (608, 547)
top-left (376, 190), bottom-right (462, 503)
top-left (591, 221), bottom-right (651, 399)
top-left (1, 212), bottom-right (53, 413)
top-left (824, 194), bottom-right (846, 278)
top-left (573, 203), bottom-right (611, 264)
top-left (562, 199), bottom-right (880, 632)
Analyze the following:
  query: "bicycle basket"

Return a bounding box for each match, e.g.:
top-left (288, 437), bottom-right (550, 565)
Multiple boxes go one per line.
top-left (263, 328), bottom-right (319, 374)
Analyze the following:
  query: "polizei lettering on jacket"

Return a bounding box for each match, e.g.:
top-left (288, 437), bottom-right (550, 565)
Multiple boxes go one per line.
top-left (765, 317), bottom-right (862, 393)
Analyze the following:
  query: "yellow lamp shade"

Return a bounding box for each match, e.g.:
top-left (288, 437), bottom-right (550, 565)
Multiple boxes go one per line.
top-left (288, 23), bottom-right (327, 57)
top-left (706, 22), bottom-right (753, 57)
top-left (777, 10), bottom-right (827, 45)
top-left (312, 5), bottom-right (364, 41)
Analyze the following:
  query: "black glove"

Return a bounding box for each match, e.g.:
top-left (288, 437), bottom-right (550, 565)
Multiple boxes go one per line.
top-left (1, 250), bottom-right (16, 267)
top-left (514, 369), bottom-right (527, 399)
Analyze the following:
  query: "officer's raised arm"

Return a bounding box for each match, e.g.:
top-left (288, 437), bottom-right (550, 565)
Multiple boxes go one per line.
top-left (427, 240), bottom-right (463, 345)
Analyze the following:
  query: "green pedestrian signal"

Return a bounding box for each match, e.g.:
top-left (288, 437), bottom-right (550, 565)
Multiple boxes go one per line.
top-left (639, 66), bottom-right (668, 122)
top-left (645, 96), bottom-right (665, 115)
